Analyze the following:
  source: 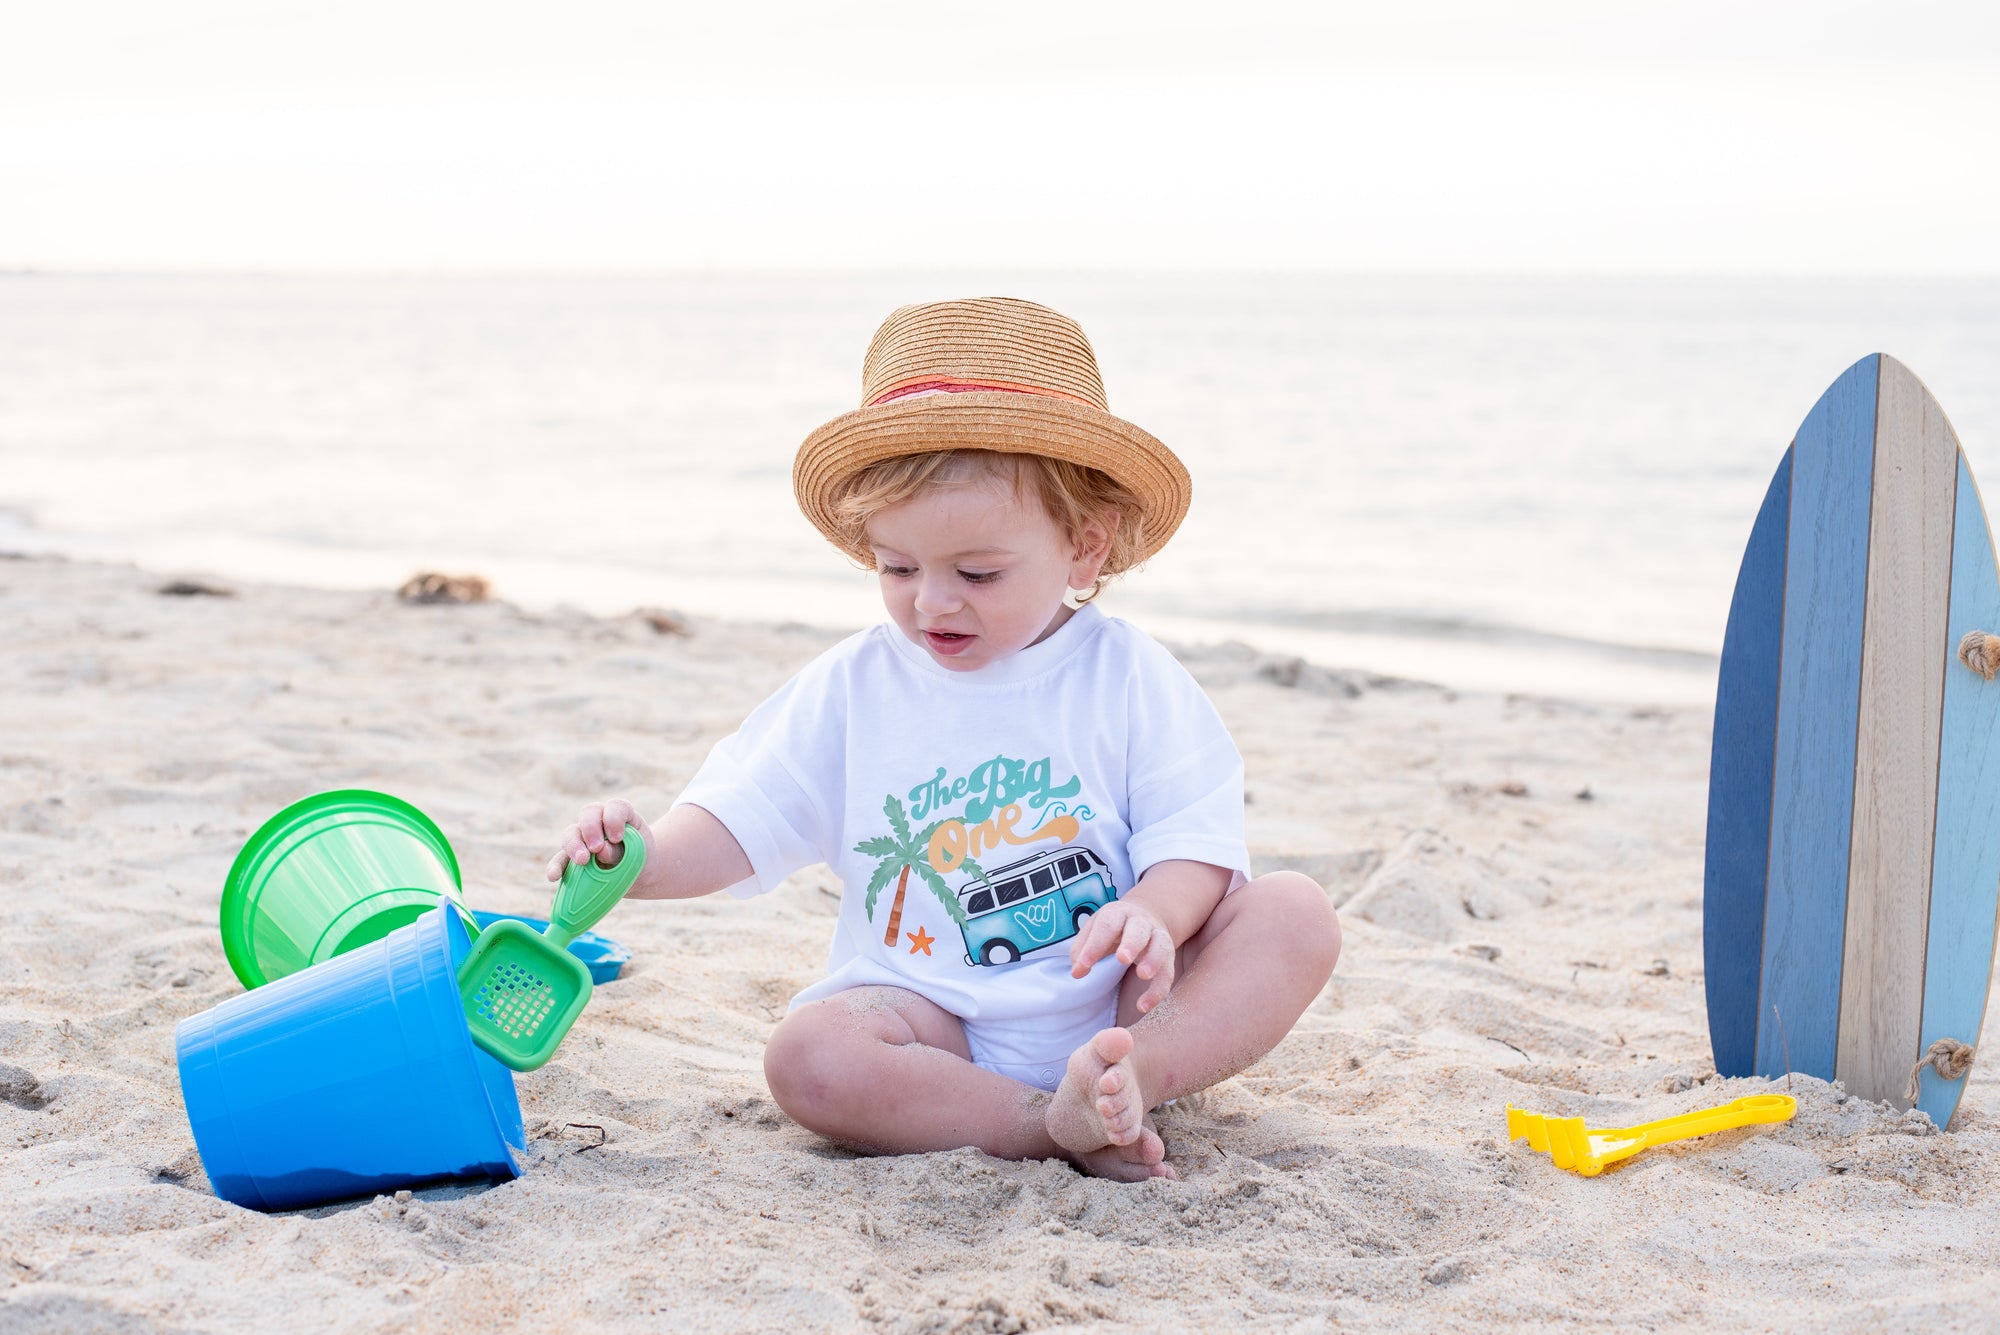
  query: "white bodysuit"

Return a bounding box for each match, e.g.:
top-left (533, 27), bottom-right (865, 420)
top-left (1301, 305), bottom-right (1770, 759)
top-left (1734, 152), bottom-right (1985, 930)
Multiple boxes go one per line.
top-left (675, 604), bottom-right (1250, 1089)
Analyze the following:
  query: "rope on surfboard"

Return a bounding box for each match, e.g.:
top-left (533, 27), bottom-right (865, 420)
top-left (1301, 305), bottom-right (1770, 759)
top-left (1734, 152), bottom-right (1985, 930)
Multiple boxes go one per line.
top-left (1904, 1038), bottom-right (1977, 1104)
top-left (1956, 630), bottom-right (2000, 680)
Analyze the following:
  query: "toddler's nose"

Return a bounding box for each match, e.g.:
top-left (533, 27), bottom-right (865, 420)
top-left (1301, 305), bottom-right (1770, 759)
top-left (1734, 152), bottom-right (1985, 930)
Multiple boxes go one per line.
top-left (912, 574), bottom-right (962, 617)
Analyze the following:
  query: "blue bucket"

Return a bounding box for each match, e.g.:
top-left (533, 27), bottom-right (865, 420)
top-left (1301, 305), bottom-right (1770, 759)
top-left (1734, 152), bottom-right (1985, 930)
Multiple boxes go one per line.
top-left (177, 904), bottom-right (525, 1211)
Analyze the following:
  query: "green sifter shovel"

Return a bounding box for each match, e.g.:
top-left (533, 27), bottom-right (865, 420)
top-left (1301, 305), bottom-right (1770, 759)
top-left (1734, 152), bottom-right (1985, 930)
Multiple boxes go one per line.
top-left (457, 827), bottom-right (647, 1071)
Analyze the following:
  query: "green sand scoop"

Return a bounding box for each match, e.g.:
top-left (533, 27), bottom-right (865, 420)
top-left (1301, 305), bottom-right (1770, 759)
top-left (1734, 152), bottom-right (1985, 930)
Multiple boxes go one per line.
top-left (457, 828), bottom-right (646, 1071)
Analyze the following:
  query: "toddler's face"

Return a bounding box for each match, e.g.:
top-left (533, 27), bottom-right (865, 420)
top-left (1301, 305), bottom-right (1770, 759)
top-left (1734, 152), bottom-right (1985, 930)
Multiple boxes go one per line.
top-left (866, 476), bottom-right (1100, 673)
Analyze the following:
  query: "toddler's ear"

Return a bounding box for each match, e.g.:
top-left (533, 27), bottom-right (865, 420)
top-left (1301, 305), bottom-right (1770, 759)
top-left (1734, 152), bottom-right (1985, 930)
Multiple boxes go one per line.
top-left (1067, 517), bottom-right (1116, 605)
top-left (1071, 513), bottom-right (1116, 566)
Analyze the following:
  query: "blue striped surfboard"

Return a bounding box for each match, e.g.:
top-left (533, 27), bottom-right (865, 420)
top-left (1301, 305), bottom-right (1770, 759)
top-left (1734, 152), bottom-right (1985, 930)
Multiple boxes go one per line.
top-left (1704, 353), bottom-right (2000, 1128)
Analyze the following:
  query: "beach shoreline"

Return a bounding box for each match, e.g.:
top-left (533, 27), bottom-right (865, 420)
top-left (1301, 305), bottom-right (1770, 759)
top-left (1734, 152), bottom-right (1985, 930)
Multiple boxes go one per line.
top-left (2, 553), bottom-right (1996, 1333)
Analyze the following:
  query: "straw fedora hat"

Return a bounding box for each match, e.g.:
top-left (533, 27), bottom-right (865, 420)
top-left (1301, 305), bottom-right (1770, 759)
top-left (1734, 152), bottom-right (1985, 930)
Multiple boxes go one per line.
top-left (794, 298), bottom-right (1191, 564)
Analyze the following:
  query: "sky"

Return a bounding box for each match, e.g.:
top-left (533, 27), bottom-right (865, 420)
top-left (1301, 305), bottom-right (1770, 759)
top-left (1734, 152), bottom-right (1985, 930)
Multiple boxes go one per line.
top-left (2, 0), bottom-right (1996, 272)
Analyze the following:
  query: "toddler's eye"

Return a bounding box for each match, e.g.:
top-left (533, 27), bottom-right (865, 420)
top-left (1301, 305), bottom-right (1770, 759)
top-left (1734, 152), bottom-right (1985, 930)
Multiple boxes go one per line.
top-left (959, 570), bottom-right (1000, 585)
top-left (879, 564), bottom-right (916, 578)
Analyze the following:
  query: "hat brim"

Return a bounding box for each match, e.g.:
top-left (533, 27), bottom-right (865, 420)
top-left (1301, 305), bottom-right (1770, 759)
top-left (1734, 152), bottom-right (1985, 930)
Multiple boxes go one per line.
top-left (794, 393), bottom-right (1191, 566)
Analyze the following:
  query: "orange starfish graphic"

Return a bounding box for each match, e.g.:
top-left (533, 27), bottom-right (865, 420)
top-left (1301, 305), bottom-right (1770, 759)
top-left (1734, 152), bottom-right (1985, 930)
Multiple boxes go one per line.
top-left (906, 926), bottom-right (935, 956)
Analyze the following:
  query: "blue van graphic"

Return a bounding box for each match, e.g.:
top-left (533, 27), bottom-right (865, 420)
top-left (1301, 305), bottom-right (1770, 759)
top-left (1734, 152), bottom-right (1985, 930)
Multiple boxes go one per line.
top-left (957, 847), bottom-right (1118, 966)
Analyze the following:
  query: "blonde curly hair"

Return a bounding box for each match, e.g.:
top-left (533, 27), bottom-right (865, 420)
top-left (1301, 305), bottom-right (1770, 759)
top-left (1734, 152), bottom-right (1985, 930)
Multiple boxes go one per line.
top-left (823, 450), bottom-right (1149, 602)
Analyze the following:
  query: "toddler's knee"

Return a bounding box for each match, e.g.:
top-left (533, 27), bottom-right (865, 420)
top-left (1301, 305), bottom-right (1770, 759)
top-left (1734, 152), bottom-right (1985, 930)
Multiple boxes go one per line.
top-left (763, 1014), bottom-right (853, 1130)
top-left (764, 1002), bottom-right (910, 1135)
top-left (1257, 870), bottom-right (1342, 978)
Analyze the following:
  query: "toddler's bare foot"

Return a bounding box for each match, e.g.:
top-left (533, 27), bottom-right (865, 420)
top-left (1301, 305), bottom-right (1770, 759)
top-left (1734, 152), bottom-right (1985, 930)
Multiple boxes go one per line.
top-left (1069, 1116), bottom-right (1176, 1182)
top-left (1047, 1026), bottom-right (1147, 1152)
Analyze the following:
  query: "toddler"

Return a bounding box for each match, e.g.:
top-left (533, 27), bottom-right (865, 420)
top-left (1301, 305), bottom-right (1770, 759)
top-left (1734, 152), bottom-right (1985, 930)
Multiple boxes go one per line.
top-left (551, 298), bottom-right (1341, 1180)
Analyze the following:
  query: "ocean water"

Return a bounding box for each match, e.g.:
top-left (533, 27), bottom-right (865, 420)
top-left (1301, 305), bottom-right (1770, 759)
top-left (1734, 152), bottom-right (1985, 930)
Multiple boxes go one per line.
top-left (3, 271), bottom-right (1997, 704)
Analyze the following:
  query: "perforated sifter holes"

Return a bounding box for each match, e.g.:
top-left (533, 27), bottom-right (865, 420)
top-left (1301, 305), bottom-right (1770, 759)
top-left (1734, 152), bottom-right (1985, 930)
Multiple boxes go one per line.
top-left (475, 962), bottom-right (558, 1038)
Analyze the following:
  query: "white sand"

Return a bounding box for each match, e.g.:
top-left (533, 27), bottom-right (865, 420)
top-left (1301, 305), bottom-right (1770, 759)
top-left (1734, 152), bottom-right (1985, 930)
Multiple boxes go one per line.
top-left (3, 554), bottom-right (1997, 1333)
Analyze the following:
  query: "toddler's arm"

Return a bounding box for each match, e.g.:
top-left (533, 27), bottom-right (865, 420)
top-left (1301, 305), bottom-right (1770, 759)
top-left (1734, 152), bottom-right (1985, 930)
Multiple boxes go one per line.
top-left (546, 799), bottom-right (752, 901)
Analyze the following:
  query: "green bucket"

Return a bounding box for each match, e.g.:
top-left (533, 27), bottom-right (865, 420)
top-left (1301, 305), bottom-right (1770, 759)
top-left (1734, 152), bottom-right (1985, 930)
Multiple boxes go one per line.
top-left (221, 790), bottom-right (469, 989)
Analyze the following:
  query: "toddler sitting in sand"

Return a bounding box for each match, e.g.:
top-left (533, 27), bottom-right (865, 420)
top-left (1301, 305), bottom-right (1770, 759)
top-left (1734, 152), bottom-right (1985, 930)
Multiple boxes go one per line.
top-left (550, 298), bottom-right (1341, 1180)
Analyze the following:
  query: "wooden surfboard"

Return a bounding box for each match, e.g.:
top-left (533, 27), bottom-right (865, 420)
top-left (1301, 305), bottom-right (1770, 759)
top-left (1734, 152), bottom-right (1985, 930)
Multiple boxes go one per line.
top-left (1704, 353), bottom-right (2000, 1127)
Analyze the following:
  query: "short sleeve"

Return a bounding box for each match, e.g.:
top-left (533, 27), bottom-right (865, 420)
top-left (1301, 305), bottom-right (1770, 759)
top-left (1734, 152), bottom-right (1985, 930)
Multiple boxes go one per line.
top-left (1121, 641), bottom-right (1251, 888)
top-left (673, 650), bottom-right (849, 897)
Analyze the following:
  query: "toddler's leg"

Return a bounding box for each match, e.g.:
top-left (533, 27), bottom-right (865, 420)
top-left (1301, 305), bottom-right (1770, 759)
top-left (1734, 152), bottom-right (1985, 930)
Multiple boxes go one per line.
top-left (1047, 871), bottom-right (1340, 1159)
top-left (763, 985), bottom-right (1173, 1181)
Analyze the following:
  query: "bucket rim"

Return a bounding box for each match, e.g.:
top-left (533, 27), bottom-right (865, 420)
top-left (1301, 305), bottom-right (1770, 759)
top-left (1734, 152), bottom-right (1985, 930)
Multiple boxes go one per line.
top-left (221, 789), bottom-right (464, 989)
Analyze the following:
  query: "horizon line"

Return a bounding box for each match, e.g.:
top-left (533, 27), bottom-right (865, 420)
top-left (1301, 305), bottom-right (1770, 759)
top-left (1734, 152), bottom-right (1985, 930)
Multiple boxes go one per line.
top-left (6, 264), bottom-right (1999, 282)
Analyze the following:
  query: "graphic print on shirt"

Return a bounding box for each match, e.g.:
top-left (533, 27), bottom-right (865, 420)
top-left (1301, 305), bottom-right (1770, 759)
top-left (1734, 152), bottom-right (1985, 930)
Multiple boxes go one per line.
top-left (952, 837), bottom-right (1116, 967)
top-left (852, 753), bottom-right (1117, 967)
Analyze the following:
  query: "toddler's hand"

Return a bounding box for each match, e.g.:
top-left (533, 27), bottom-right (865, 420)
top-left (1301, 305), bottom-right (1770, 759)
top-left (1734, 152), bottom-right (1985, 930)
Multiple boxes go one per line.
top-left (1068, 900), bottom-right (1175, 1014)
top-left (547, 799), bottom-right (654, 883)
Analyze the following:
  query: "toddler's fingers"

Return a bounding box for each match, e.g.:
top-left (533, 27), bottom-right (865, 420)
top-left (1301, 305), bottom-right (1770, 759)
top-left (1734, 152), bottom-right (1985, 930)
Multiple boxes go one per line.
top-left (558, 823), bottom-right (593, 867)
top-left (545, 850), bottom-right (568, 882)
top-left (1135, 941), bottom-right (1176, 1013)
top-left (1114, 914), bottom-right (1151, 967)
top-left (1069, 909), bottom-right (1119, 976)
top-left (601, 798), bottom-right (638, 841)
top-left (576, 804), bottom-right (608, 851)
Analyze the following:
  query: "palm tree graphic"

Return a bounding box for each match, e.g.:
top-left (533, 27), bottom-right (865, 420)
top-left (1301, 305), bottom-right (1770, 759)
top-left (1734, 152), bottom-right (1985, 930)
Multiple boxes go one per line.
top-left (854, 794), bottom-right (983, 947)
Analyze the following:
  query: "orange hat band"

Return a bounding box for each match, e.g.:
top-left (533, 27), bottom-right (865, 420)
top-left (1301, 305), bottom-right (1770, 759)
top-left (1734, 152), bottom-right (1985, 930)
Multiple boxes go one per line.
top-left (865, 377), bottom-right (1100, 409)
